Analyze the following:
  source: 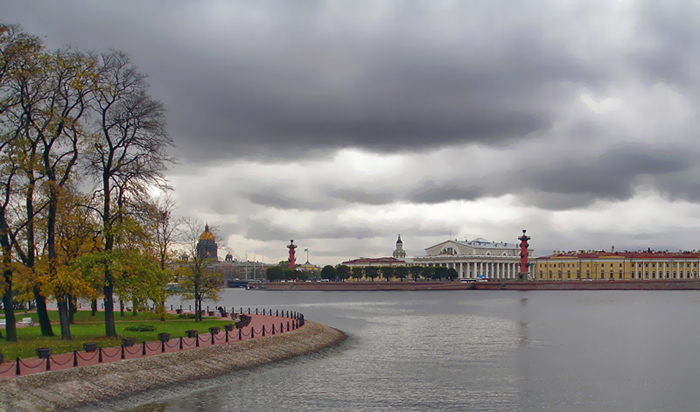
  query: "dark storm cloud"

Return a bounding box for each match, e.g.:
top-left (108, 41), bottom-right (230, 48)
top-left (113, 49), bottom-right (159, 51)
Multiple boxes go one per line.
top-left (248, 192), bottom-right (339, 211)
top-left (328, 188), bottom-right (398, 206)
top-left (246, 218), bottom-right (380, 242)
top-left (407, 182), bottom-right (485, 204)
top-left (0, 0), bottom-right (615, 163)
top-left (519, 146), bottom-right (694, 209)
top-left (245, 216), bottom-right (456, 247)
top-left (631, 1), bottom-right (700, 90)
top-left (7, 0), bottom-right (700, 227)
top-left (168, 34), bottom-right (592, 162)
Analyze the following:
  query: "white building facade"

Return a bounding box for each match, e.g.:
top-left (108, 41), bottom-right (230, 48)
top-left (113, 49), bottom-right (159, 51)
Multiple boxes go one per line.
top-left (413, 238), bottom-right (534, 280)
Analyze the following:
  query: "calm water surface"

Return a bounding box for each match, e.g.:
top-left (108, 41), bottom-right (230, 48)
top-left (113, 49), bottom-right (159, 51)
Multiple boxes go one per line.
top-left (96, 289), bottom-right (700, 412)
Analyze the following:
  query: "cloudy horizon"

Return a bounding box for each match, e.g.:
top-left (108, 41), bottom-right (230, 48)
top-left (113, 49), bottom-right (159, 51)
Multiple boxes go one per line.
top-left (4, 0), bottom-right (700, 266)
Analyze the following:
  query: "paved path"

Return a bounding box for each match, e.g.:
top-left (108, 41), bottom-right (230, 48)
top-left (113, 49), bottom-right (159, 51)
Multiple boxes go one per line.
top-left (0, 312), bottom-right (302, 380)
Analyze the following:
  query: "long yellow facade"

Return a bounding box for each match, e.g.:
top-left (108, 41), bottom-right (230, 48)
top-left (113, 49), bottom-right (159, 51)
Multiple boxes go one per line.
top-left (535, 250), bottom-right (700, 281)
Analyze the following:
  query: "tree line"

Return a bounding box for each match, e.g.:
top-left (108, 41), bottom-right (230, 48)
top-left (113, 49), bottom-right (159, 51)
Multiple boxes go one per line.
top-left (268, 264), bottom-right (459, 282)
top-left (0, 23), bottom-right (212, 342)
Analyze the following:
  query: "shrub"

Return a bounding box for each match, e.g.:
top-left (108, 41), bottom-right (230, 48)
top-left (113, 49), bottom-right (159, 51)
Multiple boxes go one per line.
top-left (124, 324), bottom-right (156, 332)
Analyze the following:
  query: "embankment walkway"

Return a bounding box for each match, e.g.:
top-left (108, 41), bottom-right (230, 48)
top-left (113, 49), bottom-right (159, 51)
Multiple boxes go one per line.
top-left (0, 320), bottom-right (346, 412)
top-left (0, 309), bottom-right (303, 380)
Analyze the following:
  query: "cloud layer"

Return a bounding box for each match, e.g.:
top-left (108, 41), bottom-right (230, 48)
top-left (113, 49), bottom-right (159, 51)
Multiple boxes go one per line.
top-left (5, 0), bottom-right (700, 264)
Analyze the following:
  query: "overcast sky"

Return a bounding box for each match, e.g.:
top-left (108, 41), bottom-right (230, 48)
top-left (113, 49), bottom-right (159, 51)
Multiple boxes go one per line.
top-left (4, 0), bottom-right (700, 266)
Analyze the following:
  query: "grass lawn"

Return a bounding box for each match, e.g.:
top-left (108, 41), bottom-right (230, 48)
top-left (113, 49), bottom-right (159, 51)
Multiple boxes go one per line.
top-left (0, 310), bottom-right (233, 360)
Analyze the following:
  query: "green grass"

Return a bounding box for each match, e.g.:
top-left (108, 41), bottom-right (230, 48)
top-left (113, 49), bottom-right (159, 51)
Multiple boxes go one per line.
top-left (0, 310), bottom-right (233, 360)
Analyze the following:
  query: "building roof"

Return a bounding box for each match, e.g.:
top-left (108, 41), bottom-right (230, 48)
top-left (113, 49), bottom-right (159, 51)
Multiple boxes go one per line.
top-left (537, 249), bottom-right (700, 260)
top-left (427, 238), bottom-right (519, 251)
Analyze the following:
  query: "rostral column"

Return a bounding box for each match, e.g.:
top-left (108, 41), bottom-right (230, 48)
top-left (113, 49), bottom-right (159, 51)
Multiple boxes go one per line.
top-left (287, 240), bottom-right (297, 269)
top-left (518, 230), bottom-right (531, 280)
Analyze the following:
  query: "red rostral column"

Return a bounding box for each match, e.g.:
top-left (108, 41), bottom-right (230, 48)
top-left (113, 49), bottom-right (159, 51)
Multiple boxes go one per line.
top-left (287, 240), bottom-right (297, 269)
top-left (518, 230), bottom-right (531, 280)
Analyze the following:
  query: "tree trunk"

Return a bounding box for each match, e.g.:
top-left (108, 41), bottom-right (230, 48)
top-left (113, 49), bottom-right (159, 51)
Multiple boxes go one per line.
top-left (2, 272), bottom-right (17, 342)
top-left (56, 296), bottom-right (72, 340)
top-left (103, 282), bottom-right (117, 337)
top-left (68, 295), bottom-right (76, 323)
top-left (158, 300), bottom-right (166, 321)
top-left (33, 288), bottom-right (54, 336)
top-left (91, 299), bottom-right (97, 316)
top-left (120, 299), bottom-right (125, 317)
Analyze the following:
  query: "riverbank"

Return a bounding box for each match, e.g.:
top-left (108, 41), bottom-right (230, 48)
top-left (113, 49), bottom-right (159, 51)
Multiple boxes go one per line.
top-left (248, 279), bottom-right (700, 291)
top-left (0, 321), bottom-right (347, 412)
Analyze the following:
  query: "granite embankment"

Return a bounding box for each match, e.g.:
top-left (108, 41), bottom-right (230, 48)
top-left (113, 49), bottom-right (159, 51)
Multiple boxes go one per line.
top-left (250, 279), bottom-right (700, 291)
top-left (0, 321), bottom-right (346, 412)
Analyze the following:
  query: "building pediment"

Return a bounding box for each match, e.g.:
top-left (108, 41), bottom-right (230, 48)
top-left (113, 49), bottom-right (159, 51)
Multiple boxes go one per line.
top-left (425, 240), bottom-right (475, 256)
top-left (424, 238), bottom-right (523, 257)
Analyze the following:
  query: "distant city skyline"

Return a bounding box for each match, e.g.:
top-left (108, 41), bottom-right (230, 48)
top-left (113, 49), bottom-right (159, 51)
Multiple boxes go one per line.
top-left (4, 1), bottom-right (700, 266)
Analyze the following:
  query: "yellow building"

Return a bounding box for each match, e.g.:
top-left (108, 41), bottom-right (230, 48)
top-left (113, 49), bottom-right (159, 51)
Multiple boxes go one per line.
top-left (535, 248), bottom-right (700, 281)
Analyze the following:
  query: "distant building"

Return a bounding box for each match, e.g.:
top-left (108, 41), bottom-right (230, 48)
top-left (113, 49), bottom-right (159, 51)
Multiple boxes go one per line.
top-left (413, 238), bottom-right (532, 280)
top-left (341, 235), bottom-right (412, 268)
top-left (341, 257), bottom-right (409, 268)
top-left (392, 235), bottom-right (406, 258)
top-left (535, 247), bottom-right (700, 280)
top-left (196, 224), bottom-right (217, 260)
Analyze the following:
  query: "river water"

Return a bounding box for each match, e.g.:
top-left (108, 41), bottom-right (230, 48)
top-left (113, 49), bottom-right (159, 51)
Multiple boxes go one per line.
top-left (104, 289), bottom-right (700, 412)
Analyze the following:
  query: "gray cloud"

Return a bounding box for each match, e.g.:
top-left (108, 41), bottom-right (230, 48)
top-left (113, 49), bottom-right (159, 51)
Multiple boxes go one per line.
top-left (1, 0), bottom-right (611, 163)
top-left (6, 1), bottom-right (700, 265)
top-left (407, 182), bottom-right (485, 204)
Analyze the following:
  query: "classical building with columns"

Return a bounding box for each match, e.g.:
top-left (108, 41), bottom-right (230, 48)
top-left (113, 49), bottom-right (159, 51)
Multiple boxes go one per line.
top-left (534, 247), bottom-right (700, 281)
top-left (413, 238), bottom-right (533, 280)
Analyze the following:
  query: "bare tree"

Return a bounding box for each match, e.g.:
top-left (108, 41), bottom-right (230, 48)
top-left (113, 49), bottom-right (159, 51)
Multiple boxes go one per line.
top-left (85, 50), bottom-right (173, 337)
top-left (136, 192), bottom-right (178, 320)
top-left (177, 218), bottom-right (223, 322)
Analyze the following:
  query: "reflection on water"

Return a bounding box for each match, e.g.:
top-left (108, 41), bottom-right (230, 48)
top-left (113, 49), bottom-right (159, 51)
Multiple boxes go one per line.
top-left (82, 290), bottom-right (700, 412)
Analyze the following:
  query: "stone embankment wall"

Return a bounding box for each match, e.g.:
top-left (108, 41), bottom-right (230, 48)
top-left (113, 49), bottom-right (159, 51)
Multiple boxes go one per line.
top-left (252, 279), bottom-right (700, 291)
top-left (0, 321), bottom-right (346, 412)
